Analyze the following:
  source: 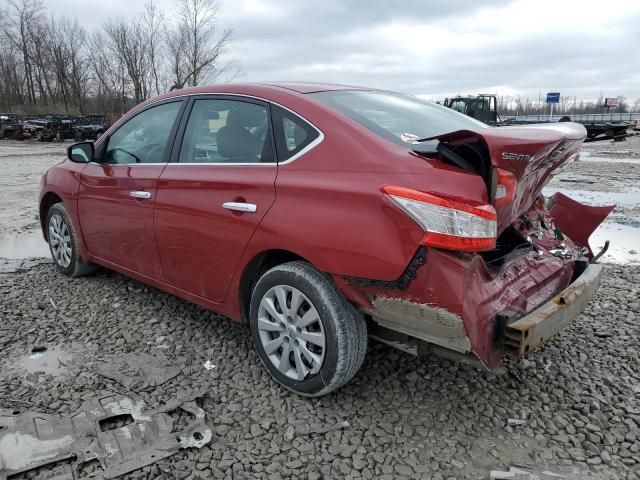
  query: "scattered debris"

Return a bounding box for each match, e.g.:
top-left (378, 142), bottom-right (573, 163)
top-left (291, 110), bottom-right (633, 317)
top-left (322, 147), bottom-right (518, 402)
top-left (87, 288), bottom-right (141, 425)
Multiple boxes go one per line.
top-left (0, 257), bottom-right (51, 274)
top-left (489, 466), bottom-right (596, 479)
top-left (94, 352), bottom-right (181, 390)
top-left (507, 418), bottom-right (527, 427)
top-left (559, 178), bottom-right (596, 184)
top-left (0, 391), bottom-right (212, 479)
top-left (284, 425), bottom-right (296, 441)
top-left (490, 467), bottom-right (533, 479)
top-left (203, 360), bottom-right (217, 370)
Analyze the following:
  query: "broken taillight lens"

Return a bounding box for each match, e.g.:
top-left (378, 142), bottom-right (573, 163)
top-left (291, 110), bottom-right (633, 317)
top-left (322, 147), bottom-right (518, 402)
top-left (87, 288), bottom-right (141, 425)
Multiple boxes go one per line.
top-left (492, 167), bottom-right (517, 207)
top-left (382, 186), bottom-right (497, 252)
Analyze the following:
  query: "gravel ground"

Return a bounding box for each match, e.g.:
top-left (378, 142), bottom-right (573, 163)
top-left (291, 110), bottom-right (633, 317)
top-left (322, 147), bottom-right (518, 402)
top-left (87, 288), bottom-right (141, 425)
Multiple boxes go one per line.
top-left (1, 137), bottom-right (640, 479)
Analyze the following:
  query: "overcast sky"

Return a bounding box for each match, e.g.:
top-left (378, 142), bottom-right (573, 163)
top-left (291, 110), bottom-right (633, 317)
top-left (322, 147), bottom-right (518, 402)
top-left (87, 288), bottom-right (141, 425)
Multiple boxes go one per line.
top-left (45, 0), bottom-right (640, 101)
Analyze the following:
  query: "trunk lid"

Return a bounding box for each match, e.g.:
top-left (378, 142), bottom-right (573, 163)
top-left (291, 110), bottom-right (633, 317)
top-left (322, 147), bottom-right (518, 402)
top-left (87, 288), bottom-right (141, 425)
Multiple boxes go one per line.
top-left (424, 122), bottom-right (587, 233)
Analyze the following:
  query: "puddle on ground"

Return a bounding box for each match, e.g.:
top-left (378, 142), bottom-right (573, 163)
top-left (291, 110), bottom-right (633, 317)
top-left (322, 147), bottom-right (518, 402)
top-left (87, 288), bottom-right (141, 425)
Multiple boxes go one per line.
top-left (0, 229), bottom-right (50, 259)
top-left (2, 344), bottom-right (87, 377)
top-left (542, 186), bottom-right (640, 209)
top-left (589, 222), bottom-right (640, 265)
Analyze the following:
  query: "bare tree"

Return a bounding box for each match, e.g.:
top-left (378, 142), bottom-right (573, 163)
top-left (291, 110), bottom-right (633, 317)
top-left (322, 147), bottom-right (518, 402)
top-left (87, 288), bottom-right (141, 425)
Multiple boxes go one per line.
top-left (3, 0), bottom-right (45, 104)
top-left (103, 17), bottom-right (151, 103)
top-left (169, 0), bottom-right (237, 89)
top-left (0, 0), bottom-right (240, 115)
top-left (142, 1), bottom-right (167, 96)
top-left (49, 17), bottom-right (89, 112)
top-left (86, 30), bottom-right (130, 115)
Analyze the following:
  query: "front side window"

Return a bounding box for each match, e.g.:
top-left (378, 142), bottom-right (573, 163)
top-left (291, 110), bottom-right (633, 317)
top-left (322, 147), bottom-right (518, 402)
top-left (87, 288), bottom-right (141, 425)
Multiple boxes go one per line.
top-left (179, 99), bottom-right (273, 163)
top-left (271, 105), bottom-right (319, 162)
top-left (104, 101), bottom-right (182, 164)
top-left (312, 90), bottom-right (488, 152)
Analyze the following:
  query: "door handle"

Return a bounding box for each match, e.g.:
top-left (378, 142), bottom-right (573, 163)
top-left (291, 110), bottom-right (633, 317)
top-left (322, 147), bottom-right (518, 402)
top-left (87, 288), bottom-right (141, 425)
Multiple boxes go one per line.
top-left (130, 191), bottom-right (151, 199)
top-left (222, 202), bottom-right (257, 213)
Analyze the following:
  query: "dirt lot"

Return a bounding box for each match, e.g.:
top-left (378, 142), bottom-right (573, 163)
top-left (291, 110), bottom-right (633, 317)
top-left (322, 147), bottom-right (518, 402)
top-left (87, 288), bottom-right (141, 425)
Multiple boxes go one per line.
top-left (1, 135), bottom-right (639, 479)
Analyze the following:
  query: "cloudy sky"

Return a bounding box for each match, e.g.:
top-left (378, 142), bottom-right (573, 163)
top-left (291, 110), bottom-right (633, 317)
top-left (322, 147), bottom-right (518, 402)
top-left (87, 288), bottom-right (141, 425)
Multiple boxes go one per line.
top-left (45, 0), bottom-right (640, 101)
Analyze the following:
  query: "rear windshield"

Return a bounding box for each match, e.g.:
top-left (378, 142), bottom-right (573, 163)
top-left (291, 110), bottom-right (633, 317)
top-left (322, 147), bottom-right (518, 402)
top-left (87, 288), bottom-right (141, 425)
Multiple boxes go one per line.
top-left (312, 90), bottom-right (488, 151)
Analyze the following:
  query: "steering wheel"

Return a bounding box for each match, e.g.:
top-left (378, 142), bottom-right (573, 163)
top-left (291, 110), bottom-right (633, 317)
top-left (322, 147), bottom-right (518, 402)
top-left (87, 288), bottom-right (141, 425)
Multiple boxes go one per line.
top-left (111, 147), bottom-right (142, 164)
top-left (145, 143), bottom-right (165, 163)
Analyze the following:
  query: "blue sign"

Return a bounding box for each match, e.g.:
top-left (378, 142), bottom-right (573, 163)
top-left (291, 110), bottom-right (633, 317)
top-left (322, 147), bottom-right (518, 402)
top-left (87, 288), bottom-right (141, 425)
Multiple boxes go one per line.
top-left (546, 92), bottom-right (560, 103)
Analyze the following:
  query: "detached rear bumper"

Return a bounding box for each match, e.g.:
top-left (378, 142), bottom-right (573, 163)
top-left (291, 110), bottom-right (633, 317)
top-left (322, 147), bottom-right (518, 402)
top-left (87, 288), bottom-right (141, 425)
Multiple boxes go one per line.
top-left (504, 263), bottom-right (603, 356)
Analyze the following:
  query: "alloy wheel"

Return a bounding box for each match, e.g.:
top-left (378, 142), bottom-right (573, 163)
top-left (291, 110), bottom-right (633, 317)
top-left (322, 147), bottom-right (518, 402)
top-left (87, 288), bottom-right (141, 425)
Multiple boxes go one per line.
top-left (48, 213), bottom-right (72, 268)
top-left (257, 285), bottom-right (326, 381)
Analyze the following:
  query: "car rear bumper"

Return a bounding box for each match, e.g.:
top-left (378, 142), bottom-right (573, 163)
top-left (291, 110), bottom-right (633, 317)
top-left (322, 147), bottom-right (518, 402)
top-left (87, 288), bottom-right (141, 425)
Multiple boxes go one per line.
top-left (503, 263), bottom-right (603, 356)
top-left (338, 247), bottom-right (602, 369)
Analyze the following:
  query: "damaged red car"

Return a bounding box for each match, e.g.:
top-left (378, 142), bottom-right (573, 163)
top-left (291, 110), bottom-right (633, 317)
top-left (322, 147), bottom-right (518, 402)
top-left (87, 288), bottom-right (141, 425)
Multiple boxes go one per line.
top-left (39, 83), bottom-right (612, 396)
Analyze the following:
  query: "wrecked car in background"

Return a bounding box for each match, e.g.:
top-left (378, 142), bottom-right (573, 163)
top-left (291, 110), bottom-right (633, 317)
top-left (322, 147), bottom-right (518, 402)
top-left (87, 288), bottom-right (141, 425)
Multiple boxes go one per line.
top-left (73, 114), bottom-right (110, 141)
top-left (38, 83), bottom-right (613, 396)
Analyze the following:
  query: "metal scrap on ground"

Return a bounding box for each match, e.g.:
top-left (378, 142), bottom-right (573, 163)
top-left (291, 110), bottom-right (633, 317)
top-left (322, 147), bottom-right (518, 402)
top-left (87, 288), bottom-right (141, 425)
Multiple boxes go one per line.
top-left (0, 392), bottom-right (212, 479)
top-left (93, 352), bottom-right (182, 390)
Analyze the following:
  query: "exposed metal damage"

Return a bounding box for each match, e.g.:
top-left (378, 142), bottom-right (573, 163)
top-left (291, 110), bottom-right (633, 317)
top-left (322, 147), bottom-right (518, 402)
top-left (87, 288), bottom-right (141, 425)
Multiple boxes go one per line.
top-left (340, 192), bottom-right (614, 370)
top-left (0, 392), bottom-right (212, 479)
top-left (369, 296), bottom-right (472, 353)
top-left (504, 263), bottom-right (604, 356)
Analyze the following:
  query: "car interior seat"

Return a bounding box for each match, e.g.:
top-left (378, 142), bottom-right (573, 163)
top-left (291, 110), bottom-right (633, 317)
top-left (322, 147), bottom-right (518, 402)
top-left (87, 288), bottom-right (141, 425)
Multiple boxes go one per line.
top-left (217, 107), bottom-right (265, 162)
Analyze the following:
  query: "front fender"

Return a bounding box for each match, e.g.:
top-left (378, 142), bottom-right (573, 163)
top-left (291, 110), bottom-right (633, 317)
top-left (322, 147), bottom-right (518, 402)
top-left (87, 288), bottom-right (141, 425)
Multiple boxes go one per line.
top-left (39, 161), bottom-right (90, 262)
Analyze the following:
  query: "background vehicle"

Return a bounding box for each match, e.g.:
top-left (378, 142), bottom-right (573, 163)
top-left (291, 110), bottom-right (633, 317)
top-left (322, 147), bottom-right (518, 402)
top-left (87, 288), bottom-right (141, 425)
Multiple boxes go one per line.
top-left (0, 113), bottom-right (21, 139)
top-left (73, 114), bottom-right (110, 141)
top-left (39, 83), bottom-right (611, 396)
top-left (444, 94), bottom-right (498, 123)
top-left (445, 94), bottom-right (631, 141)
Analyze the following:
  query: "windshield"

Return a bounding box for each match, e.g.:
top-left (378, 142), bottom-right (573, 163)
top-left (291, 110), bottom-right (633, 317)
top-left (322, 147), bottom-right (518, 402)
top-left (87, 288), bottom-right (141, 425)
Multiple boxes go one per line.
top-left (312, 90), bottom-right (488, 152)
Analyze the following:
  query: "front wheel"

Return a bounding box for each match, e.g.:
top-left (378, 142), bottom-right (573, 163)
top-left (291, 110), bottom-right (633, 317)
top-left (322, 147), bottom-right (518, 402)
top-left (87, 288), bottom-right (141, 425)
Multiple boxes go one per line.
top-left (249, 261), bottom-right (367, 396)
top-left (46, 203), bottom-right (95, 277)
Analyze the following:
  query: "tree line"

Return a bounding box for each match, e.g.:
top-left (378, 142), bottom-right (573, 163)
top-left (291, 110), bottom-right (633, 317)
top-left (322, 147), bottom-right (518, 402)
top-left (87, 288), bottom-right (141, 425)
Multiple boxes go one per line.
top-left (0, 0), bottom-right (238, 118)
top-left (496, 94), bottom-right (639, 117)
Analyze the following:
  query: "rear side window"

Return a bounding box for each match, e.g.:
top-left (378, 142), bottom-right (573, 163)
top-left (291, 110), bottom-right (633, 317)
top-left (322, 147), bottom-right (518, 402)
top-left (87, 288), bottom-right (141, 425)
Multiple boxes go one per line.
top-left (271, 105), bottom-right (319, 162)
top-left (179, 98), bottom-right (273, 164)
top-left (312, 90), bottom-right (487, 152)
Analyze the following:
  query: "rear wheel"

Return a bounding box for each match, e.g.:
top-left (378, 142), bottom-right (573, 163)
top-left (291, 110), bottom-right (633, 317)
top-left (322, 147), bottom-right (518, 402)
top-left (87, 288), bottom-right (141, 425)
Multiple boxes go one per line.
top-left (249, 261), bottom-right (367, 396)
top-left (46, 203), bottom-right (95, 277)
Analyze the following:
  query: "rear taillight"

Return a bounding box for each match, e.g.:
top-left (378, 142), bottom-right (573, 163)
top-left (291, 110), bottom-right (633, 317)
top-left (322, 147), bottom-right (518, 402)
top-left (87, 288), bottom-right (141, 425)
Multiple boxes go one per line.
top-left (382, 186), bottom-right (497, 252)
top-left (492, 167), bottom-right (517, 207)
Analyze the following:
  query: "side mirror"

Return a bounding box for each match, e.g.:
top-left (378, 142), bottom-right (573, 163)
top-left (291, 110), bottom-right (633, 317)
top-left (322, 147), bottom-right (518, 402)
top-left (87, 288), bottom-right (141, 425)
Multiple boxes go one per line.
top-left (67, 141), bottom-right (94, 163)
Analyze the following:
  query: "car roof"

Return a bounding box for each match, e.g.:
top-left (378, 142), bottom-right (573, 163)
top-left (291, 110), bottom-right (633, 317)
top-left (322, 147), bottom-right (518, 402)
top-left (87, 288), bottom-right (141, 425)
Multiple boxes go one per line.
top-left (124, 82), bottom-right (379, 126)
top-left (255, 82), bottom-right (372, 94)
top-left (164, 82), bottom-right (372, 98)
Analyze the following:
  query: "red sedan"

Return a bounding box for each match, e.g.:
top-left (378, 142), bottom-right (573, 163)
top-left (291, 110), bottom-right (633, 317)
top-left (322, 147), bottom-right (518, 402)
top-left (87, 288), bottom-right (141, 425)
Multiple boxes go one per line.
top-left (39, 83), bottom-right (612, 396)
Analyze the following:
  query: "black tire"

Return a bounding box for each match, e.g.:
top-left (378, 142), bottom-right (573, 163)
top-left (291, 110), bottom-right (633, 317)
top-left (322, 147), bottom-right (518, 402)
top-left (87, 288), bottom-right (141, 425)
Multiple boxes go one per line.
top-left (46, 203), bottom-right (96, 277)
top-left (249, 261), bottom-right (367, 396)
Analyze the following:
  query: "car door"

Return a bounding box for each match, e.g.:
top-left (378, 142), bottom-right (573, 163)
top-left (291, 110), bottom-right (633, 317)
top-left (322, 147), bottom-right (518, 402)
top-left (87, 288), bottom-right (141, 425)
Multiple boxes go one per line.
top-left (154, 96), bottom-right (278, 302)
top-left (77, 100), bottom-right (185, 279)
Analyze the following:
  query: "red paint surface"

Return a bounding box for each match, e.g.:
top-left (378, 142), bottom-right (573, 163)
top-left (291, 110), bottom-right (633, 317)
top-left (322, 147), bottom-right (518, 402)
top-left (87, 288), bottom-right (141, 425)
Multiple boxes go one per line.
top-left (38, 83), bottom-right (610, 367)
top-left (549, 192), bottom-right (615, 257)
top-left (77, 163), bottom-right (165, 279)
top-left (154, 165), bottom-right (277, 302)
